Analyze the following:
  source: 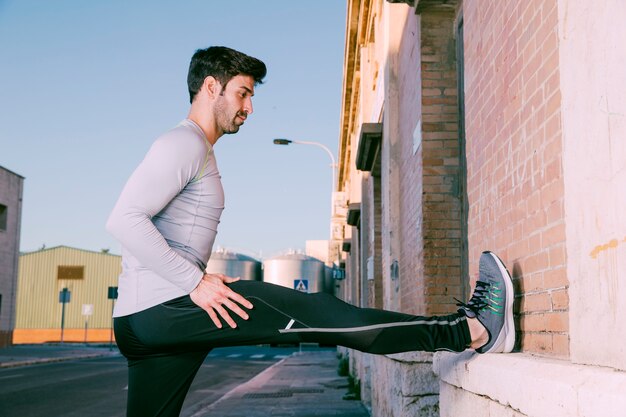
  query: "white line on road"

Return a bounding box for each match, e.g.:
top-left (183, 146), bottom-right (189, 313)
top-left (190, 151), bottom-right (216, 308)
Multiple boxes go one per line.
top-left (250, 354), bottom-right (265, 359)
top-left (226, 354), bottom-right (242, 358)
top-left (0, 374), bottom-right (23, 380)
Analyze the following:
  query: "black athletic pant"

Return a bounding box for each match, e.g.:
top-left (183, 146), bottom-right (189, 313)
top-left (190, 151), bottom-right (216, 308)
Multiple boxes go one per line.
top-left (114, 280), bottom-right (471, 417)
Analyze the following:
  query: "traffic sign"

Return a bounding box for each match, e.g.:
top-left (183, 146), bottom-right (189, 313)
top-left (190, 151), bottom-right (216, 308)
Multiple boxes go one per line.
top-left (332, 268), bottom-right (345, 280)
top-left (108, 286), bottom-right (118, 300)
top-left (59, 288), bottom-right (71, 303)
top-left (58, 288), bottom-right (70, 344)
top-left (294, 279), bottom-right (309, 293)
top-left (82, 304), bottom-right (94, 316)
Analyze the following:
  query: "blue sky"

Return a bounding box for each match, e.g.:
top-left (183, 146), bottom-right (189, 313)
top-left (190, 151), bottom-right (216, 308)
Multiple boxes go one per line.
top-left (0, 1), bottom-right (346, 258)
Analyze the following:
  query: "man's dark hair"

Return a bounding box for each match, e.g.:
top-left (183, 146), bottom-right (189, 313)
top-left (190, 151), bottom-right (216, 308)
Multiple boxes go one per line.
top-left (187, 46), bottom-right (267, 103)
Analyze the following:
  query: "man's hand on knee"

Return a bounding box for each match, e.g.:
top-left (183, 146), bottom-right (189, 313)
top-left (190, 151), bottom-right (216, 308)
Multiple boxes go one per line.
top-left (189, 273), bottom-right (254, 329)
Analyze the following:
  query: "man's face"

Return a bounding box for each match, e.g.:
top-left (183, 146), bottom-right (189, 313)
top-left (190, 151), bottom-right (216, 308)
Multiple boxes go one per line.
top-left (213, 74), bottom-right (255, 135)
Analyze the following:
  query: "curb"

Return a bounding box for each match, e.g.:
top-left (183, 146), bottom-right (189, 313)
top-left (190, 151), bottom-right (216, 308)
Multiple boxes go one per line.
top-left (189, 354), bottom-right (291, 417)
top-left (0, 352), bottom-right (120, 369)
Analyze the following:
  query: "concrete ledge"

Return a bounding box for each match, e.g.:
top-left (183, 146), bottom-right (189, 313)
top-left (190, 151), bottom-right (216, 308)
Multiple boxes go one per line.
top-left (357, 351), bottom-right (439, 417)
top-left (434, 351), bottom-right (626, 417)
top-left (384, 351), bottom-right (434, 363)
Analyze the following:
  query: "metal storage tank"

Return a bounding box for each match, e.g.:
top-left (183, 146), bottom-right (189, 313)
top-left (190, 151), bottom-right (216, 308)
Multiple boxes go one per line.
top-left (263, 251), bottom-right (328, 293)
top-left (206, 248), bottom-right (262, 281)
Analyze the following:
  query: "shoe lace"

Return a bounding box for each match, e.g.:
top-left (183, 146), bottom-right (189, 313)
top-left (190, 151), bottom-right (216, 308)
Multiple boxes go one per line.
top-left (455, 280), bottom-right (490, 316)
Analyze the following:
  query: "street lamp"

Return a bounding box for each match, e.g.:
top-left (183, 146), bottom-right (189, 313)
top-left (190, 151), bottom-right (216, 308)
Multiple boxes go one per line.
top-left (272, 138), bottom-right (337, 190)
top-left (273, 138), bottom-right (344, 271)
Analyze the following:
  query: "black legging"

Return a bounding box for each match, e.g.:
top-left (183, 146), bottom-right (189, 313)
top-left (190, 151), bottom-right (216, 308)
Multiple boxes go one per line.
top-left (114, 280), bottom-right (471, 417)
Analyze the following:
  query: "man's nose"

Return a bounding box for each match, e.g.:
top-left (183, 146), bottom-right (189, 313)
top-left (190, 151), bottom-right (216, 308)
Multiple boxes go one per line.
top-left (244, 98), bottom-right (253, 115)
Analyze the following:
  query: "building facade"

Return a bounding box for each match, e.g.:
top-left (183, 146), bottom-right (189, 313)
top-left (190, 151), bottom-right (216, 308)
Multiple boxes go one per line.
top-left (0, 166), bottom-right (24, 348)
top-left (334, 0), bottom-right (626, 416)
top-left (14, 246), bottom-right (121, 343)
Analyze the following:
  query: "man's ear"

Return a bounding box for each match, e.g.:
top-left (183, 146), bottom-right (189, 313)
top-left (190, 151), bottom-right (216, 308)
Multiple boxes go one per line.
top-left (203, 76), bottom-right (220, 99)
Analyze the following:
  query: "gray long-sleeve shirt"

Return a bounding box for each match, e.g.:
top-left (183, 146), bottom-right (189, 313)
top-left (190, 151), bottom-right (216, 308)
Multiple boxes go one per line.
top-left (106, 119), bottom-right (224, 317)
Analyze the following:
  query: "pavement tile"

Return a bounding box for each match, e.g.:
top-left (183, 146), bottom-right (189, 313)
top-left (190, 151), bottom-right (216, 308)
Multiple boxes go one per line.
top-left (193, 351), bottom-right (369, 417)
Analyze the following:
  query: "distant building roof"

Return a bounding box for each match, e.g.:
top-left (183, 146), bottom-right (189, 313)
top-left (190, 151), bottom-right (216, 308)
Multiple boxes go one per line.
top-left (0, 165), bottom-right (25, 179)
top-left (20, 245), bottom-right (120, 257)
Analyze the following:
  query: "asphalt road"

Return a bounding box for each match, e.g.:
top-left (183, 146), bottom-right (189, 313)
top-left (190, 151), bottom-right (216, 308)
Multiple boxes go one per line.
top-left (0, 345), bottom-right (308, 417)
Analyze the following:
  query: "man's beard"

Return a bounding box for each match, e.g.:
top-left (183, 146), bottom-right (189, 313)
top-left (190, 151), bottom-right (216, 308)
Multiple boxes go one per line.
top-left (221, 121), bottom-right (240, 135)
top-left (215, 100), bottom-right (243, 135)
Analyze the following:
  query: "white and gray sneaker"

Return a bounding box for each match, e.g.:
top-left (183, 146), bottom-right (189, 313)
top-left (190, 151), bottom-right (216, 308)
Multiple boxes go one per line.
top-left (457, 251), bottom-right (515, 353)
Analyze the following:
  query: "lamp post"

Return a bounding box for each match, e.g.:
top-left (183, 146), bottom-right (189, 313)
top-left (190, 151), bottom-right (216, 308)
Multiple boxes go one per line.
top-left (272, 138), bottom-right (337, 190)
top-left (273, 138), bottom-right (343, 271)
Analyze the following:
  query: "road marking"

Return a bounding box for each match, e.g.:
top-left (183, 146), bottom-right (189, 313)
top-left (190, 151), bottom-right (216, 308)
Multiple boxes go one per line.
top-left (226, 354), bottom-right (242, 358)
top-left (0, 374), bottom-right (23, 380)
top-left (250, 354), bottom-right (265, 359)
top-left (274, 355), bottom-right (289, 359)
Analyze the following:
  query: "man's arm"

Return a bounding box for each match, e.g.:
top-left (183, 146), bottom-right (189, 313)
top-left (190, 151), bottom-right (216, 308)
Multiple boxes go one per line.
top-left (106, 134), bottom-right (206, 292)
top-left (106, 132), bottom-right (252, 327)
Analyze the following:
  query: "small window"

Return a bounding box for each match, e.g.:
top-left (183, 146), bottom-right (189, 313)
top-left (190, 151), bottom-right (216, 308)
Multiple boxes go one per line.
top-left (0, 204), bottom-right (7, 231)
top-left (58, 266), bottom-right (85, 280)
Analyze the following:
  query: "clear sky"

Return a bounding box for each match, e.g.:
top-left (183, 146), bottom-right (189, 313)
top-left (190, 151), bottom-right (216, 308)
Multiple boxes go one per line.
top-left (0, 1), bottom-right (347, 259)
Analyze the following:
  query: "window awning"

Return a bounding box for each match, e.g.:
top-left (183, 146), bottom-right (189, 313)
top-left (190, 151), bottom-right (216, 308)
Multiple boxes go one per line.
top-left (346, 203), bottom-right (361, 227)
top-left (356, 123), bottom-right (382, 173)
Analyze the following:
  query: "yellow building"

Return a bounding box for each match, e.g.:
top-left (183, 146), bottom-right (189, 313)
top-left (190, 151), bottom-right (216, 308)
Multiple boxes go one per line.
top-left (14, 246), bottom-right (120, 344)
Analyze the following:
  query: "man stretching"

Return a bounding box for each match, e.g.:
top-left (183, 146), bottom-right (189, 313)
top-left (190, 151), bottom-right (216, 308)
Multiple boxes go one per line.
top-left (107, 46), bottom-right (515, 417)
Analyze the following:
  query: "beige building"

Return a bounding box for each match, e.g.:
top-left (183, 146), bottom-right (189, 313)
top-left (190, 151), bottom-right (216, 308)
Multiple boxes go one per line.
top-left (15, 246), bottom-right (121, 343)
top-left (334, 0), bottom-right (626, 416)
top-left (0, 165), bottom-right (24, 348)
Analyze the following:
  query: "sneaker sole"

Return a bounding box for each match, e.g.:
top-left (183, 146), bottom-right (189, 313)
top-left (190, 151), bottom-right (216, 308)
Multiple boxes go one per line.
top-left (485, 251), bottom-right (515, 353)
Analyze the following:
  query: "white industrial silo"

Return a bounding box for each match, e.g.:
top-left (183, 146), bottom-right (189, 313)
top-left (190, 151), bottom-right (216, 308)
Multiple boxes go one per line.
top-left (262, 251), bottom-right (327, 293)
top-left (206, 248), bottom-right (262, 281)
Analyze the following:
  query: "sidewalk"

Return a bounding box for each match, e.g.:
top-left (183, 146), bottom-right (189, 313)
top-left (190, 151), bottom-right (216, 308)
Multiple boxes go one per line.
top-left (0, 345), bottom-right (370, 416)
top-left (193, 350), bottom-right (370, 417)
top-left (0, 343), bottom-right (119, 368)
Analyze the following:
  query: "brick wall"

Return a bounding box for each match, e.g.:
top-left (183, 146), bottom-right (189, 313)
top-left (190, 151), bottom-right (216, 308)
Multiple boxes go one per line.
top-left (363, 173), bottom-right (384, 309)
top-left (396, 10), bottom-right (424, 315)
top-left (400, 9), bottom-right (464, 316)
top-left (463, 0), bottom-right (567, 356)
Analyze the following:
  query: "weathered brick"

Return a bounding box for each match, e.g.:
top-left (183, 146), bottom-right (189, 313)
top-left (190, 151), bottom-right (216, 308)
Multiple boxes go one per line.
top-left (545, 311), bottom-right (569, 332)
top-left (520, 313), bottom-right (545, 332)
top-left (541, 221), bottom-right (566, 247)
top-left (548, 244), bottom-right (566, 269)
top-left (522, 292), bottom-right (551, 312)
top-left (544, 267), bottom-right (569, 289)
top-left (552, 333), bottom-right (570, 357)
top-left (523, 332), bottom-right (552, 353)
